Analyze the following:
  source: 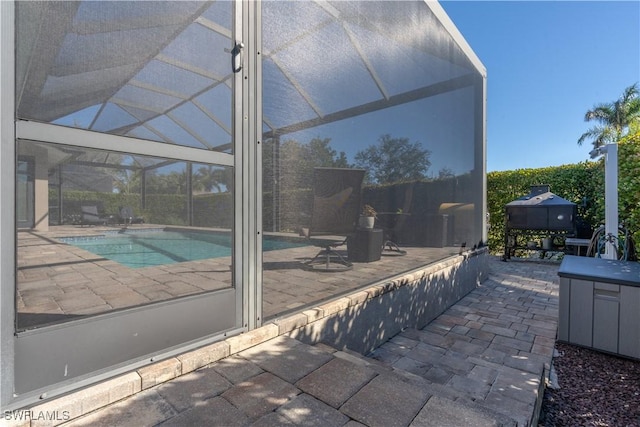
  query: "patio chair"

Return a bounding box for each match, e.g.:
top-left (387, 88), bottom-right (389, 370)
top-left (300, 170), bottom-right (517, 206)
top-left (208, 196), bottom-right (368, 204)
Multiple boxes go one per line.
top-left (118, 206), bottom-right (144, 225)
top-left (303, 167), bottom-right (365, 272)
top-left (81, 205), bottom-right (110, 226)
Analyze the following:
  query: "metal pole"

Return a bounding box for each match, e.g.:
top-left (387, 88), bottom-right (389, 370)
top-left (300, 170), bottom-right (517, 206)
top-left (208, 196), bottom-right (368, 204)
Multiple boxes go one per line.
top-left (604, 143), bottom-right (618, 259)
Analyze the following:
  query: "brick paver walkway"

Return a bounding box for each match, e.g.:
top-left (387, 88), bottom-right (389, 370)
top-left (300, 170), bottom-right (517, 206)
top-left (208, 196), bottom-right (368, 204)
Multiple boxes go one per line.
top-left (47, 256), bottom-right (559, 427)
top-left (369, 257), bottom-right (559, 426)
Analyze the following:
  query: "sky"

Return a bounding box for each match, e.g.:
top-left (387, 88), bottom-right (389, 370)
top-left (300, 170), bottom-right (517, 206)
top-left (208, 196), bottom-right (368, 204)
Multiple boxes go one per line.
top-left (439, 1), bottom-right (640, 172)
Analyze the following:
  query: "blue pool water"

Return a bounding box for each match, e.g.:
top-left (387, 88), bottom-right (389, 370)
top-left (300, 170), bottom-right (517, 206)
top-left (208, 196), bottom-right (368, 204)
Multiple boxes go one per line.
top-left (60, 230), bottom-right (306, 269)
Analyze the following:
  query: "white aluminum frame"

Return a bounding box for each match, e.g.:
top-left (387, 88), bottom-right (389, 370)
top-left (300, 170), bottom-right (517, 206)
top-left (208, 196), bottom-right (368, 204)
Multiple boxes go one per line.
top-left (16, 121), bottom-right (235, 167)
top-left (248, 0), bottom-right (263, 329)
top-left (427, 1), bottom-right (487, 80)
top-left (0, 0), bottom-right (17, 411)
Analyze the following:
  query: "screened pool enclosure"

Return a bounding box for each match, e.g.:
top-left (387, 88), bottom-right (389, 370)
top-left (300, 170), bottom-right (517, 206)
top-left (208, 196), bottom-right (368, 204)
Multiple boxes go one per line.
top-left (0, 0), bottom-right (486, 409)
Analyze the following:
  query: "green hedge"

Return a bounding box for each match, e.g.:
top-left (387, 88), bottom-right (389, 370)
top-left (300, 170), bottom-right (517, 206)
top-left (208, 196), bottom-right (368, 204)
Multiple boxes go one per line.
top-left (53, 191), bottom-right (143, 224)
top-left (53, 190), bottom-right (233, 228)
top-left (618, 132), bottom-right (640, 246)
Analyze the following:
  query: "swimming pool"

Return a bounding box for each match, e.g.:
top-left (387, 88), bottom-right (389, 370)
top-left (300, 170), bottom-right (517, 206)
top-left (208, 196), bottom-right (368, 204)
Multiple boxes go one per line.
top-left (59, 230), bottom-right (307, 268)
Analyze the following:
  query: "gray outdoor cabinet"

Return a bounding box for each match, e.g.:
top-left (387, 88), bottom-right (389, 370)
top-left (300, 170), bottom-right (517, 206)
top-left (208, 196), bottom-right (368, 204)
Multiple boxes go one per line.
top-left (558, 256), bottom-right (640, 359)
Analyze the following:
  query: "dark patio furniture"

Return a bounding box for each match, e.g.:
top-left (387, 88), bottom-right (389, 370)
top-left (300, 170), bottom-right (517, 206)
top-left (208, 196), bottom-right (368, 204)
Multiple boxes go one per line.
top-left (376, 212), bottom-right (409, 256)
top-left (81, 205), bottom-right (112, 226)
top-left (303, 167), bottom-right (365, 272)
top-left (118, 206), bottom-right (144, 225)
top-left (347, 227), bottom-right (383, 262)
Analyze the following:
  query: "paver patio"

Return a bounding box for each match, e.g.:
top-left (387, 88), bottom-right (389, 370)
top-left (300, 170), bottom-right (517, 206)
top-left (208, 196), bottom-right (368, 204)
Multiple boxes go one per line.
top-left (16, 225), bottom-right (458, 330)
top-left (26, 256), bottom-right (561, 427)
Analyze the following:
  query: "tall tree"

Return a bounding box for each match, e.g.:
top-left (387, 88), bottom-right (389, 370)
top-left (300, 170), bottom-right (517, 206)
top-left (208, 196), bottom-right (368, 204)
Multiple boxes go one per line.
top-left (578, 83), bottom-right (640, 148)
top-left (194, 165), bottom-right (232, 193)
top-left (437, 167), bottom-right (456, 180)
top-left (354, 134), bottom-right (431, 184)
top-left (112, 168), bottom-right (142, 195)
top-left (263, 137), bottom-right (349, 191)
top-left (306, 138), bottom-right (349, 168)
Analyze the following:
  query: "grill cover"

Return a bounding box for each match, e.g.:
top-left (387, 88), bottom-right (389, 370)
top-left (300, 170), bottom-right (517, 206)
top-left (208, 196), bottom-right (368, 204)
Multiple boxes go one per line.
top-left (505, 185), bottom-right (577, 231)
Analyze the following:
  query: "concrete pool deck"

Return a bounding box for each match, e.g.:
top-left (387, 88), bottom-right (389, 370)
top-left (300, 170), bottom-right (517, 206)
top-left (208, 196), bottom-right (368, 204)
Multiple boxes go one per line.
top-left (17, 224), bottom-right (459, 330)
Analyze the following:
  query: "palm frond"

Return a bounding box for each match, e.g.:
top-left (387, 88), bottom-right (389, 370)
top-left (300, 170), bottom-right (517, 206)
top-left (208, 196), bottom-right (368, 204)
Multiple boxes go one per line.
top-left (584, 104), bottom-right (614, 123)
top-left (577, 126), bottom-right (603, 146)
top-left (579, 83), bottom-right (640, 149)
top-left (621, 83), bottom-right (639, 104)
top-left (577, 125), bottom-right (617, 148)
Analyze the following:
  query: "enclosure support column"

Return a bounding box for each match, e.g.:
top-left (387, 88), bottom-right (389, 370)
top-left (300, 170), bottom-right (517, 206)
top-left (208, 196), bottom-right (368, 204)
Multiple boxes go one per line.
top-left (57, 164), bottom-right (63, 225)
top-left (273, 136), bottom-right (280, 232)
top-left (186, 162), bottom-right (193, 226)
top-left (235, 0), bottom-right (261, 331)
top-left (604, 143), bottom-right (618, 259)
top-left (141, 170), bottom-right (146, 210)
top-left (0, 0), bottom-right (17, 409)
top-left (474, 73), bottom-right (487, 245)
top-left (248, 0), bottom-right (263, 329)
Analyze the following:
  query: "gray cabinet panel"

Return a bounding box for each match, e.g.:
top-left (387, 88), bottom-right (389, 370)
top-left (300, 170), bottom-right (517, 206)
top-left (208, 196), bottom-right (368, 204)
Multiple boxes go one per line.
top-left (558, 277), bottom-right (570, 341)
top-left (593, 297), bottom-right (619, 353)
top-left (569, 279), bottom-right (593, 347)
top-left (620, 286), bottom-right (640, 358)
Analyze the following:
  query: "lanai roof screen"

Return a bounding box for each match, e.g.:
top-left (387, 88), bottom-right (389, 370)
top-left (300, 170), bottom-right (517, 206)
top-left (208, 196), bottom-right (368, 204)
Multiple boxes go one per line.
top-left (260, 1), bottom-right (486, 316)
top-left (16, 1), bottom-right (483, 156)
top-left (262, 0), bottom-right (481, 139)
top-left (16, 1), bottom-right (234, 153)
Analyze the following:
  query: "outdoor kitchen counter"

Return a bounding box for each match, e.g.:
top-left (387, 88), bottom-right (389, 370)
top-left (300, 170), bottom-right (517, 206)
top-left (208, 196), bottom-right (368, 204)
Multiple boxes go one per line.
top-left (558, 255), bottom-right (640, 359)
top-left (558, 255), bottom-right (640, 287)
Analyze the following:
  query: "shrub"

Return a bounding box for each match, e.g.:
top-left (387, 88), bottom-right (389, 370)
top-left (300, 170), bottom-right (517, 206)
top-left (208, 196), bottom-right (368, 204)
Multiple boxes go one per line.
top-left (618, 131), bottom-right (640, 245)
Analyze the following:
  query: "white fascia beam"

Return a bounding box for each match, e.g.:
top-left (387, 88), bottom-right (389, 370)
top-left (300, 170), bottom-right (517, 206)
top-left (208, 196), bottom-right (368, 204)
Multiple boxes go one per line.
top-left (16, 120), bottom-right (233, 167)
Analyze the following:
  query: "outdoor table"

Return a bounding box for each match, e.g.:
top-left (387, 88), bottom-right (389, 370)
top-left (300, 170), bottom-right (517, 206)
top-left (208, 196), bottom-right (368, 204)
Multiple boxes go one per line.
top-left (347, 228), bottom-right (383, 262)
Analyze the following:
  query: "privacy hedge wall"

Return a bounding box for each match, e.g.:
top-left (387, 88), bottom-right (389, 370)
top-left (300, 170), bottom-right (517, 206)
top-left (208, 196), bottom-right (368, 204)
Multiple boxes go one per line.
top-left (487, 162), bottom-right (604, 253)
top-left (618, 131), bottom-right (640, 248)
top-left (488, 131), bottom-right (640, 255)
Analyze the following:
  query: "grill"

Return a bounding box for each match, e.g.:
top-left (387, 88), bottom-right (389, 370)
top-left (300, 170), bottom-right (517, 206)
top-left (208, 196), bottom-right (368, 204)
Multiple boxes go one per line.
top-left (503, 185), bottom-right (577, 259)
